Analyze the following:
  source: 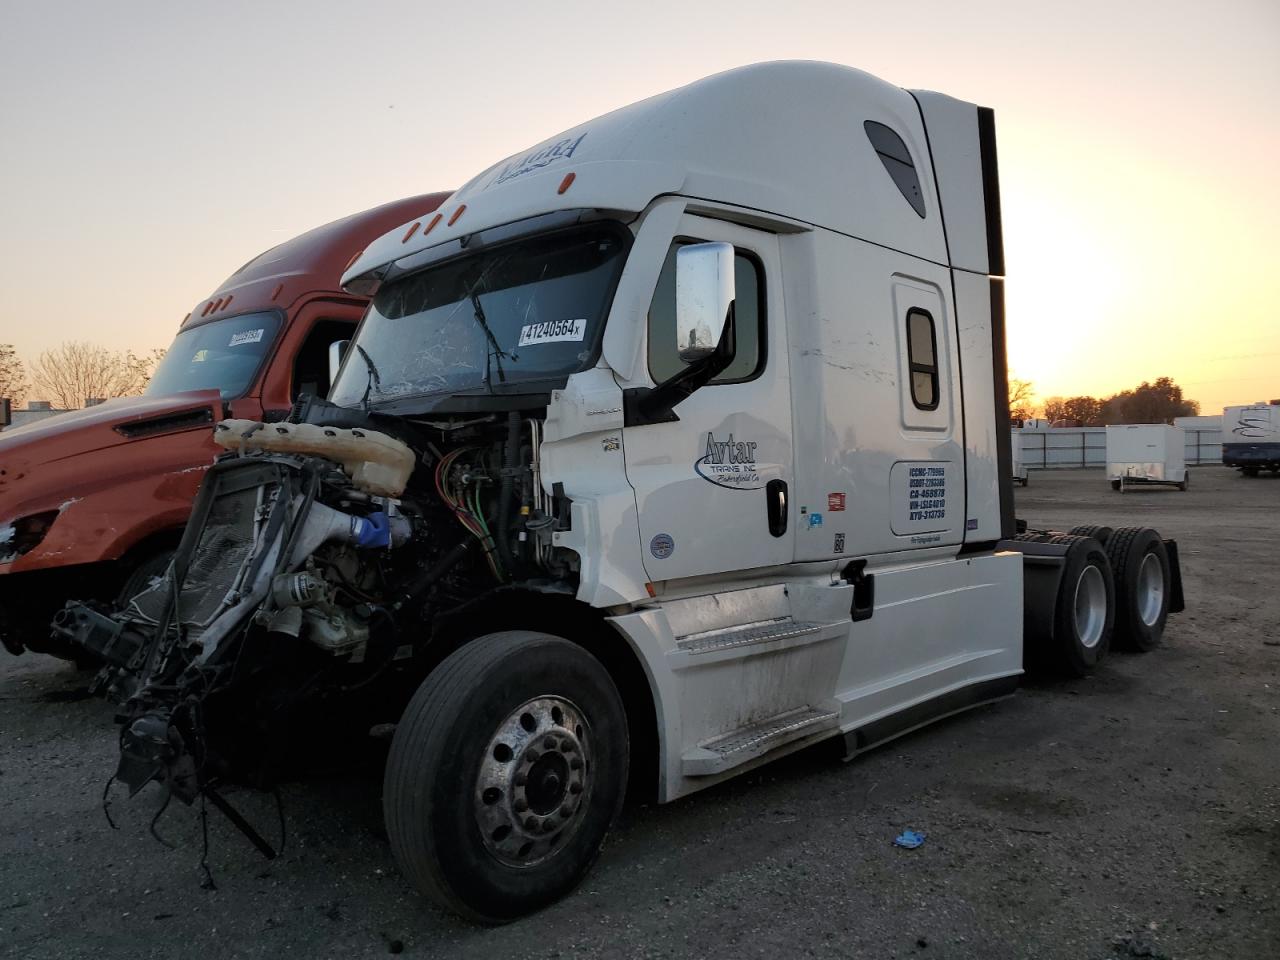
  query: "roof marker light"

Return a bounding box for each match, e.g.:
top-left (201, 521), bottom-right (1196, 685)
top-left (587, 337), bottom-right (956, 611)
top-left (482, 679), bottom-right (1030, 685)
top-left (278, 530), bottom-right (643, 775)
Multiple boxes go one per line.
top-left (401, 221), bottom-right (421, 243)
top-left (221, 295), bottom-right (233, 311)
top-left (344, 249), bottom-right (364, 271)
top-left (448, 204), bottom-right (466, 226)
top-left (558, 172), bottom-right (576, 195)
top-left (423, 212), bottom-right (443, 236)
top-left (201, 302), bottom-right (213, 317)
top-left (270, 283), bottom-right (284, 301)
top-left (212, 297), bottom-right (225, 312)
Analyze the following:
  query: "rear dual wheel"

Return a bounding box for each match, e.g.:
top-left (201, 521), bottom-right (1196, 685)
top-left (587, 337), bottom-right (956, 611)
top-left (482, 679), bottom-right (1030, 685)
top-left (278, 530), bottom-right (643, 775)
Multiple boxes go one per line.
top-left (384, 631), bottom-right (628, 923)
top-left (1105, 527), bottom-right (1172, 652)
top-left (1038, 535), bottom-right (1115, 677)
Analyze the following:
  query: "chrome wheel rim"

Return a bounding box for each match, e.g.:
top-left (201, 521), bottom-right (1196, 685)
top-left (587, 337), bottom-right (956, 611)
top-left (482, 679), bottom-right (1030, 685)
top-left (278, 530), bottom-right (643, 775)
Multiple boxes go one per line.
top-left (476, 696), bottom-right (591, 866)
top-left (1074, 565), bottom-right (1107, 649)
top-left (1136, 552), bottom-right (1165, 626)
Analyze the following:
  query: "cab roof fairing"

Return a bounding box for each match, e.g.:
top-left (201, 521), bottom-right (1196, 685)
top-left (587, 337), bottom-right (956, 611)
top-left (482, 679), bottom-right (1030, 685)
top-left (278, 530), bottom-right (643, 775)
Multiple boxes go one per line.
top-left (343, 60), bottom-right (955, 296)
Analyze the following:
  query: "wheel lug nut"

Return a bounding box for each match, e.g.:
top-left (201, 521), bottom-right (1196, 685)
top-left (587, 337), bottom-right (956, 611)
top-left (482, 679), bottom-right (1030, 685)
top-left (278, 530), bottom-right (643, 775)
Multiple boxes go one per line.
top-left (526, 748), bottom-right (540, 762)
top-left (514, 798), bottom-right (528, 812)
top-left (543, 736), bottom-right (558, 750)
top-left (560, 803), bottom-right (573, 818)
top-left (524, 816), bottom-right (538, 831)
top-left (569, 757), bottom-right (583, 770)
top-left (514, 772), bottom-right (527, 786)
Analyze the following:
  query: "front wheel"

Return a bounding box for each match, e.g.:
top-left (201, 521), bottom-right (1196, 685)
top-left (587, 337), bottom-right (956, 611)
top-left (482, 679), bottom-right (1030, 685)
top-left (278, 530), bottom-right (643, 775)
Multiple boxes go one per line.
top-left (384, 631), bottom-right (628, 923)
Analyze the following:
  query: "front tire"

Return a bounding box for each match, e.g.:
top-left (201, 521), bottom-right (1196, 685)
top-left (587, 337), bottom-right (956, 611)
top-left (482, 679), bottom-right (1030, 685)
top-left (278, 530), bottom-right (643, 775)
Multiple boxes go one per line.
top-left (384, 631), bottom-right (628, 923)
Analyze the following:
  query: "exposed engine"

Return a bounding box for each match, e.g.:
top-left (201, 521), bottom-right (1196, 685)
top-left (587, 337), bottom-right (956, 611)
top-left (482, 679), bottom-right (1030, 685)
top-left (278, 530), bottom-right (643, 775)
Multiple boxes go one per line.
top-left (52, 403), bottom-right (567, 806)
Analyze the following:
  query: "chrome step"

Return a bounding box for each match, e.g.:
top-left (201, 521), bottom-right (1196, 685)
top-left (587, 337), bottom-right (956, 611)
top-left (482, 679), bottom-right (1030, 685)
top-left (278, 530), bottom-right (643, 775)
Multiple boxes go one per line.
top-left (676, 618), bottom-right (825, 655)
top-left (681, 704), bottom-right (840, 776)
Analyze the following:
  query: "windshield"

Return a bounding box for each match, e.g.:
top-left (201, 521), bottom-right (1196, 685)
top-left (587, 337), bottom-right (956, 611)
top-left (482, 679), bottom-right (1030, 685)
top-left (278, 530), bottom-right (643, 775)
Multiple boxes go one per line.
top-left (328, 224), bottom-right (628, 408)
top-left (146, 311), bottom-right (283, 400)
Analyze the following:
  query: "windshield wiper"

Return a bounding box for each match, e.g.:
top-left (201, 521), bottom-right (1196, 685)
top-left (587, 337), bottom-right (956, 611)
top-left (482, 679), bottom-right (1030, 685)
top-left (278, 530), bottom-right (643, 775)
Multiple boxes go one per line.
top-left (468, 288), bottom-right (508, 391)
top-left (356, 344), bottom-right (382, 410)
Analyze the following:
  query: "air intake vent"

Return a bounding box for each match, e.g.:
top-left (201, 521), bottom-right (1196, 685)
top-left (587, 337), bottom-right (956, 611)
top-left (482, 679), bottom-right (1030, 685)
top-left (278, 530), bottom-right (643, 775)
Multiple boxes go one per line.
top-left (115, 407), bottom-right (214, 439)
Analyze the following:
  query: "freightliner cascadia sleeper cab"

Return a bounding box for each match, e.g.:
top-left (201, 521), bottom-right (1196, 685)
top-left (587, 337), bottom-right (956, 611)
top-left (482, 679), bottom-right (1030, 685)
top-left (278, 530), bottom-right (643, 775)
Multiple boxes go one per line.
top-left (53, 63), bottom-right (1183, 922)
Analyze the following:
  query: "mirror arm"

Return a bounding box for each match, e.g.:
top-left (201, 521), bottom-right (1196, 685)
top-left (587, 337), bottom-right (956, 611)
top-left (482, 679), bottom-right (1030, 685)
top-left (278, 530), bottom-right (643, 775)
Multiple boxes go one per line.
top-left (623, 305), bottom-right (736, 427)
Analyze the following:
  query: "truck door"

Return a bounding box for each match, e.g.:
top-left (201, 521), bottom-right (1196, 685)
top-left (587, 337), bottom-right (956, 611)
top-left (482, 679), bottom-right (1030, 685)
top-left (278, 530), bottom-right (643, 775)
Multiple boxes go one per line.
top-left (622, 215), bottom-right (793, 583)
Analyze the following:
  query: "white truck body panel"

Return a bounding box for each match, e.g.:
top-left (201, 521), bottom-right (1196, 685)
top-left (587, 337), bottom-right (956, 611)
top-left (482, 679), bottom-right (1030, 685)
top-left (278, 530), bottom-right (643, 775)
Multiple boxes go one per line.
top-left (1106, 424), bottom-right (1186, 482)
top-left (346, 61), bottom-right (1015, 801)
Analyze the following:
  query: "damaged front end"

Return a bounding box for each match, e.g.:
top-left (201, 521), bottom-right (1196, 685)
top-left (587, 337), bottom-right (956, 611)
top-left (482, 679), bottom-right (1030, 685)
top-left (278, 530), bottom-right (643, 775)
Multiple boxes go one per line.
top-left (51, 419), bottom-right (428, 803)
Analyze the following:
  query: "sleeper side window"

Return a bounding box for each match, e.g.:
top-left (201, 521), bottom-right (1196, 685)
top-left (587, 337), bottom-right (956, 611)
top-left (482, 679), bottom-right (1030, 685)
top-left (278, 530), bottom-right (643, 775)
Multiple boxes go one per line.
top-left (864, 121), bottom-right (926, 218)
top-left (906, 308), bottom-right (939, 410)
top-left (647, 240), bottom-right (765, 385)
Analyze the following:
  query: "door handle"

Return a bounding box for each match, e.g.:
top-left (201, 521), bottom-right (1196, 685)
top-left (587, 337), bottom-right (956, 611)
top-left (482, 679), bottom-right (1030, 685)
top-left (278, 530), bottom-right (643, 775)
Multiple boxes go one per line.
top-left (766, 479), bottom-right (788, 537)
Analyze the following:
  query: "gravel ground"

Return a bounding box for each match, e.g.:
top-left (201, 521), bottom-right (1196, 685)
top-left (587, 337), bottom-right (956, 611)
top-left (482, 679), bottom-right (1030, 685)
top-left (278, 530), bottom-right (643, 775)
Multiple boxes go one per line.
top-left (1, 467), bottom-right (1276, 960)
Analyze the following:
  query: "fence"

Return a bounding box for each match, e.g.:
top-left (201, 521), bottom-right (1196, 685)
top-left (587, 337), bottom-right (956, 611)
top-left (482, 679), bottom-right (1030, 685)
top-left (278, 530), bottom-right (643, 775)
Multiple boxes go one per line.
top-left (1015, 428), bottom-right (1222, 470)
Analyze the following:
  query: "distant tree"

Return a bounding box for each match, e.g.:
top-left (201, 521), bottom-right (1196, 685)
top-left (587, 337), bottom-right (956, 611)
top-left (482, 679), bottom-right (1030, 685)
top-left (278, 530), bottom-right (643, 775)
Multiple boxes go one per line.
top-left (31, 341), bottom-right (166, 410)
top-left (1062, 395), bottom-right (1104, 426)
top-left (1008, 377), bottom-right (1037, 422)
top-left (0, 344), bottom-right (27, 408)
top-left (1099, 377), bottom-right (1199, 424)
top-left (1042, 396), bottom-right (1067, 423)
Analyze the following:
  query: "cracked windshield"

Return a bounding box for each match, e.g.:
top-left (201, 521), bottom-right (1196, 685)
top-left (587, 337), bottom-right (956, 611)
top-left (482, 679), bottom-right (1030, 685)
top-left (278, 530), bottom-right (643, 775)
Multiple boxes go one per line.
top-left (329, 225), bottom-right (628, 407)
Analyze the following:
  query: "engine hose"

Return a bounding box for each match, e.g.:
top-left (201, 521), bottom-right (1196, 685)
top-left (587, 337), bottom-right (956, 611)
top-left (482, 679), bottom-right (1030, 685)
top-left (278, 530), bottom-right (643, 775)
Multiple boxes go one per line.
top-left (397, 540), bottom-right (474, 607)
top-left (496, 411), bottom-right (520, 573)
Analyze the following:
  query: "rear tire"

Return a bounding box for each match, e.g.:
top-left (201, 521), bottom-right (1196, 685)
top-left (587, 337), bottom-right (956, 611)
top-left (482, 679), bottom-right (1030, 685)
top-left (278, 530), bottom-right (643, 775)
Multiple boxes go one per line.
top-left (1028, 535), bottom-right (1114, 677)
top-left (1177, 472), bottom-right (1189, 492)
top-left (384, 631), bottom-right (628, 923)
top-left (1068, 524), bottom-right (1114, 546)
top-left (1105, 527), bottom-right (1171, 652)
top-left (1111, 479), bottom-right (1122, 491)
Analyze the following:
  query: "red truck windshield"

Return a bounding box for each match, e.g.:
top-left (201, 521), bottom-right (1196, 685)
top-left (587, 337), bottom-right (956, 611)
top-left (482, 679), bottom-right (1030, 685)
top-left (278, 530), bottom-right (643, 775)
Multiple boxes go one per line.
top-left (146, 312), bottom-right (283, 400)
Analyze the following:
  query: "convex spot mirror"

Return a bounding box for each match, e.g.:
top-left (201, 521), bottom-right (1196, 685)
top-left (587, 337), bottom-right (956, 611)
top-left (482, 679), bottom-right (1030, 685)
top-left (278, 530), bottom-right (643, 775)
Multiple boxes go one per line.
top-left (675, 242), bottom-right (734, 363)
top-left (328, 340), bottom-right (350, 387)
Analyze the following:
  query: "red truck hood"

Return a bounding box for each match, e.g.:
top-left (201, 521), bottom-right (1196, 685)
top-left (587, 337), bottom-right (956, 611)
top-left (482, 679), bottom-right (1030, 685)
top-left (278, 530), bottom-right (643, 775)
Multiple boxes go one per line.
top-left (0, 390), bottom-right (222, 472)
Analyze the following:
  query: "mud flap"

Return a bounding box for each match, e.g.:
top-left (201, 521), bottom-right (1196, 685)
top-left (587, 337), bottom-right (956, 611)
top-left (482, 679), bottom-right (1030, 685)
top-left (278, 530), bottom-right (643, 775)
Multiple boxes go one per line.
top-left (1163, 539), bottom-right (1185, 614)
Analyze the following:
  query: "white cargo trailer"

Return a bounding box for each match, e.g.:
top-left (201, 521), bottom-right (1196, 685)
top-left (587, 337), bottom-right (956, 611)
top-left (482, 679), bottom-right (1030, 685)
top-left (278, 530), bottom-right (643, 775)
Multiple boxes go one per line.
top-left (1223, 402), bottom-right (1280, 476)
top-left (1011, 427), bottom-right (1028, 485)
top-left (1106, 424), bottom-right (1187, 491)
top-left (55, 61), bottom-right (1186, 922)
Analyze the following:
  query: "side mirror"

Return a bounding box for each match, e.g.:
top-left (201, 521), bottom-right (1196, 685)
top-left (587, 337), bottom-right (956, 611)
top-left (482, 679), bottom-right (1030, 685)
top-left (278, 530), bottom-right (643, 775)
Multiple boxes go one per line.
top-left (675, 242), bottom-right (734, 363)
top-left (328, 340), bottom-right (350, 387)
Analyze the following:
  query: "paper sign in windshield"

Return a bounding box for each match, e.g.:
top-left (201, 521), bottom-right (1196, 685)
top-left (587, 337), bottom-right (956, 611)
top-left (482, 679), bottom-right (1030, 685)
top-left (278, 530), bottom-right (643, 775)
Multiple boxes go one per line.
top-left (229, 329), bottom-right (265, 347)
top-left (519, 318), bottom-right (586, 347)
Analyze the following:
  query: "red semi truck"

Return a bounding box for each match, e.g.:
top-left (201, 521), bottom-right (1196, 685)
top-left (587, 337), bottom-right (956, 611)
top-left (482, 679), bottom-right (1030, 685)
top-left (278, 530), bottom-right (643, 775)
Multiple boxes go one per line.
top-left (0, 193), bottom-right (449, 658)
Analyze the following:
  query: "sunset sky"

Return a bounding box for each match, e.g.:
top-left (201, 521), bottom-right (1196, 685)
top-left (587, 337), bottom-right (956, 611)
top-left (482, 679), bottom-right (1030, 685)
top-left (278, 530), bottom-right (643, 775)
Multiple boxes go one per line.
top-left (1, 0), bottom-right (1276, 414)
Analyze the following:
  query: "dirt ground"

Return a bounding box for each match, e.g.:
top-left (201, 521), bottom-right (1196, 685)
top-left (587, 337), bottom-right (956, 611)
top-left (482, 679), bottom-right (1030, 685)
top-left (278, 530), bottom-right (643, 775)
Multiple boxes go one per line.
top-left (1, 467), bottom-right (1276, 960)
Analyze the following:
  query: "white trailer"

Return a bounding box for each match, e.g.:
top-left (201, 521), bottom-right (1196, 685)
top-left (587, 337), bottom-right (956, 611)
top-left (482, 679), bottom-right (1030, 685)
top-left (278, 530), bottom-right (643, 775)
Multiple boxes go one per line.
top-left (1011, 427), bottom-right (1028, 485)
top-left (1223, 402), bottom-right (1280, 476)
top-left (56, 62), bottom-right (1186, 922)
top-left (1106, 424), bottom-right (1188, 491)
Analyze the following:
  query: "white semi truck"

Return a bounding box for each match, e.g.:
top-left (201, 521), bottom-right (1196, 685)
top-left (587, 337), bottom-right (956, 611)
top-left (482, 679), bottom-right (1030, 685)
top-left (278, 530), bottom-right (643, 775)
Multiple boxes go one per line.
top-left (1223, 402), bottom-right (1280, 475)
top-left (55, 62), bottom-right (1183, 922)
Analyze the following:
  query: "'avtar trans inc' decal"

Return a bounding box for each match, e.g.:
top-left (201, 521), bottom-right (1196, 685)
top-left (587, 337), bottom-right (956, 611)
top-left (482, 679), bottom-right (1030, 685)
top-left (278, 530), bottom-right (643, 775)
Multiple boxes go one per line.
top-left (695, 432), bottom-right (764, 491)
